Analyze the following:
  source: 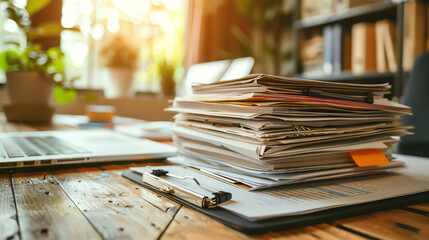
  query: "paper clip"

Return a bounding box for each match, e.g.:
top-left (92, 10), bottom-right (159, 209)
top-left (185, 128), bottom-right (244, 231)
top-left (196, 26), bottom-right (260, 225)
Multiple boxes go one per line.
top-left (292, 125), bottom-right (315, 136)
top-left (142, 168), bottom-right (232, 208)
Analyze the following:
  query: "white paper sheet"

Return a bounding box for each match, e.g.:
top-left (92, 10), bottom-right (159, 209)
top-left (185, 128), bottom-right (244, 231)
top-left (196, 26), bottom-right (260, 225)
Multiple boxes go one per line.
top-left (132, 154), bottom-right (429, 222)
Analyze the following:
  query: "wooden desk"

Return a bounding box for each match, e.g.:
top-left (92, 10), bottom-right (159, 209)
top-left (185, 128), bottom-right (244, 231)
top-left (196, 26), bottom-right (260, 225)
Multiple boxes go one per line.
top-left (1, 118), bottom-right (429, 240)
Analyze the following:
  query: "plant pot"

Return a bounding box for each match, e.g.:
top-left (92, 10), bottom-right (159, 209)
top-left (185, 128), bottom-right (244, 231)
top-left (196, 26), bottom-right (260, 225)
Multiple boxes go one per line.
top-left (4, 71), bottom-right (54, 123)
top-left (160, 79), bottom-right (176, 97)
top-left (104, 67), bottom-right (135, 98)
top-left (7, 71), bottom-right (53, 105)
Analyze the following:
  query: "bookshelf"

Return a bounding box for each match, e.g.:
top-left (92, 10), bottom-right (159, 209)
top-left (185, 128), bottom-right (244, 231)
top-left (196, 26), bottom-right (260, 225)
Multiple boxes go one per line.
top-left (294, 2), bottom-right (398, 29)
top-left (291, 1), bottom-right (406, 99)
top-left (294, 71), bottom-right (396, 82)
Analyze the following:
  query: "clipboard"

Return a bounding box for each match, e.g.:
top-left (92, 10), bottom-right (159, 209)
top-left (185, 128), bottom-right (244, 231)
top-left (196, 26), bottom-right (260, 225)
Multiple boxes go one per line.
top-left (142, 168), bottom-right (232, 208)
top-left (122, 169), bottom-right (429, 234)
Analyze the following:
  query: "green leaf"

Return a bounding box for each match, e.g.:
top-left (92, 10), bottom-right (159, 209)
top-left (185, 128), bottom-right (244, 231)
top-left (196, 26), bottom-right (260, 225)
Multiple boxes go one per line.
top-left (25, 0), bottom-right (52, 16)
top-left (46, 47), bottom-right (62, 60)
top-left (54, 86), bottom-right (76, 105)
top-left (0, 50), bottom-right (22, 71)
top-left (47, 58), bottom-right (64, 73)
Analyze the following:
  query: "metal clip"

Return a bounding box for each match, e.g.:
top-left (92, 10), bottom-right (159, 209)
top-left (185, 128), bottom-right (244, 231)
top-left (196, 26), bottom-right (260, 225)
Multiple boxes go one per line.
top-left (292, 125), bottom-right (314, 136)
top-left (143, 167), bottom-right (232, 208)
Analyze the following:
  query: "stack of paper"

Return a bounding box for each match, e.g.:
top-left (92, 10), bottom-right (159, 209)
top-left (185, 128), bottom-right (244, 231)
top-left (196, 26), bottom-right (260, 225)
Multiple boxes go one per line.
top-left (167, 74), bottom-right (412, 190)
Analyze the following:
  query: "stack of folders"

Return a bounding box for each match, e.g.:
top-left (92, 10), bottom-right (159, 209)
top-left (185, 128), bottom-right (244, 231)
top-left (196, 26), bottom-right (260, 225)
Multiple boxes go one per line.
top-left (166, 74), bottom-right (412, 190)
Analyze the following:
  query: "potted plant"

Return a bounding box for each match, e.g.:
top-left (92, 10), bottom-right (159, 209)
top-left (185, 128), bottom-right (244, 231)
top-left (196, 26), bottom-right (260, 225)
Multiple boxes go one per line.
top-left (155, 58), bottom-right (177, 97)
top-left (99, 33), bottom-right (139, 98)
top-left (0, 0), bottom-right (76, 123)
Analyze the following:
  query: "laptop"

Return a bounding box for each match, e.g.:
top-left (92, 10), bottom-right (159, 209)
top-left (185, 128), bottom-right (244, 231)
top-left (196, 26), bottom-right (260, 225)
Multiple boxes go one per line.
top-left (0, 129), bottom-right (176, 168)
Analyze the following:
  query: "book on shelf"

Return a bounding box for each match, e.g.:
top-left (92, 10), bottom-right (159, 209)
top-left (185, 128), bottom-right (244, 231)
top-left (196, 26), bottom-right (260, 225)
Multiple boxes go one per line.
top-left (383, 20), bottom-right (397, 72)
top-left (302, 59), bottom-right (324, 78)
top-left (322, 25), bottom-right (334, 75)
top-left (375, 20), bottom-right (397, 73)
top-left (375, 21), bottom-right (387, 73)
top-left (322, 24), bottom-right (343, 75)
top-left (351, 22), bottom-right (376, 74)
top-left (301, 32), bottom-right (324, 77)
top-left (332, 24), bottom-right (343, 74)
top-left (342, 27), bottom-right (352, 71)
top-left (301, 0), bottom-right (334, 20)
top-left (403, 1), bottom-right (426, 71)
top-left (302, 19), bottom-right (397, 77)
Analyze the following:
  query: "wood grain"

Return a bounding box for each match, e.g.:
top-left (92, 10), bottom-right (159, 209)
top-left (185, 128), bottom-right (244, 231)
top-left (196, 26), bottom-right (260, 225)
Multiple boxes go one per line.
top-left (98, 162), bottom-right (179, 212)
top-left (106, 170), bottom-right (179, 212)
top-left (160, 206), bottom-right (250, 240)
top-left (253, 223), bottom-right (368, 240)
top-left (55, 170), bottom-right (178, 240)
top-left (0, 174), bottom-right (19, 240)
top-left (406, 202), bottom-right (429, 213)
top-left (334, 209), bottom-right (429, 239)
top-left (12, 172), bottom-right (101, 240)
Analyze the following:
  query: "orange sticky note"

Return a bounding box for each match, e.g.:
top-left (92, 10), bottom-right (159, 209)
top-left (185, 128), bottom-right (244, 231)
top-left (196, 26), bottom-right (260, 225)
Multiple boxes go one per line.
top-left (349, 149), bottom-right (390, 167)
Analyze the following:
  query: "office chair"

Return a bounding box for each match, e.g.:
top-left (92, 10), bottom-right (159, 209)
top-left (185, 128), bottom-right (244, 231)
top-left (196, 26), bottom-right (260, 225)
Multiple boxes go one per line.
top-left (398, 52), bottom-right (429, 157)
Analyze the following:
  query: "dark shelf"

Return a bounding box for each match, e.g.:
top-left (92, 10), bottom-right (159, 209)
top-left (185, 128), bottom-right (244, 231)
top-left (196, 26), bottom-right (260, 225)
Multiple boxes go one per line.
top-left (294, 2), bottom-right (397, 29)
top-left (294, 72), bottom-right (396, 82)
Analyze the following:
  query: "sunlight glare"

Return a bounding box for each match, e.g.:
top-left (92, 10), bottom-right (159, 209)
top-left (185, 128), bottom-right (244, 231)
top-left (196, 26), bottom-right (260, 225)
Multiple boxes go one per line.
top-left (79, 1), bottom-right (94, 15)
top-left (107, 8), bottom-right (120, 20)
top-left (61, 10), bottom-right (78, 28)
top-left (12, 0), bottom-right (26, 8)
top-left (150, 11), bottom-right (169, 27)
top-left (140, 26), bottom-right (152, 39)
top-left (91, 24), bottom-right (105, 40)
top-left (112, 0), bottom-right (150, 16)
top-left (151, 0), bottom-right (162, 6)
top-left (161, 0), bottom-right (182, 10)
top-left (70, 42), bottom-right (88, 67)
top-left (106, 20), bottom-right (120, 33)
top-left (3, 19), bottom-right (19, 33)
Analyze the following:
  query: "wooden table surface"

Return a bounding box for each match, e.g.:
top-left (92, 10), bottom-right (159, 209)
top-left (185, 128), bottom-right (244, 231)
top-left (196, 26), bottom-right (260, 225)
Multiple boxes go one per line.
top-left (1, 118), bottom-right (429, 240)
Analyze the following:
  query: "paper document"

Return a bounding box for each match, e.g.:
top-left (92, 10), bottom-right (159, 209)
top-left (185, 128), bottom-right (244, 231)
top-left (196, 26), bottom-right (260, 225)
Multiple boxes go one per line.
top-left (168, 73), bottom-right (412, 186)
top-left (132, 154), bottom-right (429, 221)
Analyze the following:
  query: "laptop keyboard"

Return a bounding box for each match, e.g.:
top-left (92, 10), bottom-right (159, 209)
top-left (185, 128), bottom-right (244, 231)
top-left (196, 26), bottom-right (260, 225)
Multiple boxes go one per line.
top-left (0, 136), bottom-right (90, 158)
top-left (0, 138), bottom-right (26, 158)
top-left (13, 138), bottom-right (41, 157)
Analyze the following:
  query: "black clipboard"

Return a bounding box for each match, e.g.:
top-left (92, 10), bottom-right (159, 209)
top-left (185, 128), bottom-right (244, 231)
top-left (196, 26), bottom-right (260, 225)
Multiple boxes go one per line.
top-left (122, 170), bottom-right (429, 234)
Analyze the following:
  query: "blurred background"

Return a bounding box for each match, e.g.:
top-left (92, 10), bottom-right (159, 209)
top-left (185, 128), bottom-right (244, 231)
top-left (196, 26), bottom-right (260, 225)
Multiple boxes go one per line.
top-left (0, 1), bottom-right (293, 88)
top-left (0, 0), bottom-right (428, 121)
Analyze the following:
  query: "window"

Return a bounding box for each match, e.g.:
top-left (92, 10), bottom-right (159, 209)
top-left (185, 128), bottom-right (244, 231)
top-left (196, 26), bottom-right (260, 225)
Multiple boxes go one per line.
top-left (61, 0), bottom-right (186, 93)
